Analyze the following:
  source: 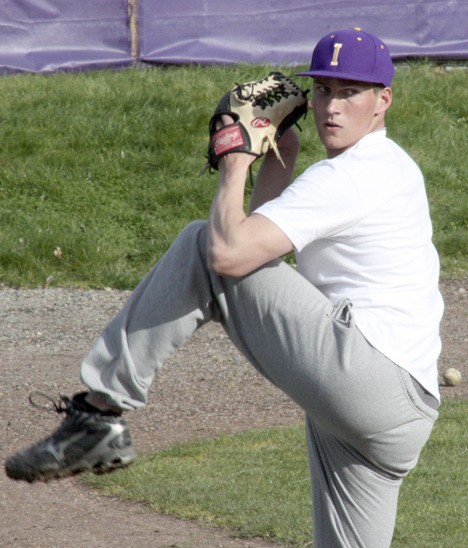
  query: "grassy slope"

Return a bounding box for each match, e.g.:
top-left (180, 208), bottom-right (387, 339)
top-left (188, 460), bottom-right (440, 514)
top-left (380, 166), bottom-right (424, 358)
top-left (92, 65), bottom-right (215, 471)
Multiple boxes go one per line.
top-left (0, 62), bottom-right (466, 288)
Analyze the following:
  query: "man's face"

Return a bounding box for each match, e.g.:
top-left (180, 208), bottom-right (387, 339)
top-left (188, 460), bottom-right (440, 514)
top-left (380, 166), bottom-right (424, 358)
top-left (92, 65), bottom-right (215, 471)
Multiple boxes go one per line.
top-left (311, 77), bottom-right (391, 158)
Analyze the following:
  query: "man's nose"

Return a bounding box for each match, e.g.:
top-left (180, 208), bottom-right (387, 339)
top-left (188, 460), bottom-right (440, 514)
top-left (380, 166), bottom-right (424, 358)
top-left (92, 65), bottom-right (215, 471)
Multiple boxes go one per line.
top-left (326, 96), bottom-right (341, 114)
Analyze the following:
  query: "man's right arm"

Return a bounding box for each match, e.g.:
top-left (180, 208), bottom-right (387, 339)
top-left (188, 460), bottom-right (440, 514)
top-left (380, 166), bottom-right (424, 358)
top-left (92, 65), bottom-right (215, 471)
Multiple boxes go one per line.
top-left (248, 128), bottom-right (300, 213)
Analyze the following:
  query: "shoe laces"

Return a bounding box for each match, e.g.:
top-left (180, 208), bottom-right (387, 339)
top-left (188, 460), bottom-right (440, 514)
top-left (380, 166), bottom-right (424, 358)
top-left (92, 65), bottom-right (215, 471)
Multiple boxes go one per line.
top-left (28, 391), bottom-right (81, 416)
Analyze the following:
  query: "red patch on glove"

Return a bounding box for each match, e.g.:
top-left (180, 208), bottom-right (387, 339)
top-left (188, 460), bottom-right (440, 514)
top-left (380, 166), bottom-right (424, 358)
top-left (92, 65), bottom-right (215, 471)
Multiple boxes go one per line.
top-left (212, 125), bottom-right (245, 156)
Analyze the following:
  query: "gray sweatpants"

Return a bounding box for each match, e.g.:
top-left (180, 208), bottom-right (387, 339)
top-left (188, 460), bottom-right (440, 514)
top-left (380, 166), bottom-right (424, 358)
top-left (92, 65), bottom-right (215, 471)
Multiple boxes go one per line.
top-left (81, 221), bottom-right (438, 547)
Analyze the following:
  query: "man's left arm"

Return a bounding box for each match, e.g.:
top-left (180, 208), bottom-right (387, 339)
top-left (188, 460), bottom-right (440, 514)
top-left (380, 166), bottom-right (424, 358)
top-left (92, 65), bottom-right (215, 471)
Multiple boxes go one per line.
top-left (207, 147), bottom-right (294, 278)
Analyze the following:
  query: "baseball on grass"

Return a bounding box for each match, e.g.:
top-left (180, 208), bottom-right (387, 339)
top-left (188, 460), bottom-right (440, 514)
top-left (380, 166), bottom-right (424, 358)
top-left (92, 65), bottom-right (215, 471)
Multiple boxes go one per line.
top-left (443, 368), bottom-right (462, 387)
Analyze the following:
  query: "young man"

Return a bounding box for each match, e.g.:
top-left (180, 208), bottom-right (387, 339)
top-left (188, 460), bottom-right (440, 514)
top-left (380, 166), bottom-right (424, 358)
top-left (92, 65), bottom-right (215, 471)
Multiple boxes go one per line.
top-left (6, 29), bottom-right (443, 546)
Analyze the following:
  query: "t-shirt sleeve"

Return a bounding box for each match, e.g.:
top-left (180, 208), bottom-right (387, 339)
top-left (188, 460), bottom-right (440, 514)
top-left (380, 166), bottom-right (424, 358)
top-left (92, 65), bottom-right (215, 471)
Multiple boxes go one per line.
top-left (254, 161), bottom-right (367, 251)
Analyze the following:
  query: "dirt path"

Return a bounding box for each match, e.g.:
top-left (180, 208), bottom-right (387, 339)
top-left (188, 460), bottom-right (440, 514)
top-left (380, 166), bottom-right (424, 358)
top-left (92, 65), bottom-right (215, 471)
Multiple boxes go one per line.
top-left (1, 279), bottom-right (466, 547)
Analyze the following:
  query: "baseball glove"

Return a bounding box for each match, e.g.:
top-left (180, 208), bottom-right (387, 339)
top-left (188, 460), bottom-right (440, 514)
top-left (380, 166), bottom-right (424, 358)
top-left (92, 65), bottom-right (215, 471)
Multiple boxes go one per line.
top-left (204, 72), bottom-right (309, 172)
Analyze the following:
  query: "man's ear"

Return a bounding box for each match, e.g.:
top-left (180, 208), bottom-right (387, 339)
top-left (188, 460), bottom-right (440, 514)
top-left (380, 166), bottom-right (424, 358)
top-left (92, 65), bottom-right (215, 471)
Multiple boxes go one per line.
top-left (376, 87), bottom-right (392, 115)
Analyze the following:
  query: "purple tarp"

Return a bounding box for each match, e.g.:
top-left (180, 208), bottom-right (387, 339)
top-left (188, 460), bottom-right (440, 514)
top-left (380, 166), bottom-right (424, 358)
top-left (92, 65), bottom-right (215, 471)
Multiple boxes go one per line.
top-left (0, 0), bottom-right (132, 74)
top-left (140, 0), bottom-right (468, 66)
top-left (0, 1), bottom-right (466, 75)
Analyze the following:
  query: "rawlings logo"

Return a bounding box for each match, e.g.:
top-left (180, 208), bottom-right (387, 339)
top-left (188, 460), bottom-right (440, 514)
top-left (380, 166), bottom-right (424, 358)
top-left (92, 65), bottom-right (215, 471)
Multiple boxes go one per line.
top-left (251, 117), bottom-right (271, 128)
top-left (213, 126), bottom-right (245, 155)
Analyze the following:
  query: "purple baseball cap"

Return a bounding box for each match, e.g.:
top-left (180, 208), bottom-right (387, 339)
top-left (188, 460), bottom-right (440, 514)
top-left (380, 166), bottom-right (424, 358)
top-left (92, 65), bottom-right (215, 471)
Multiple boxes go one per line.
top-left (296, 28), bottom-right (394, 87)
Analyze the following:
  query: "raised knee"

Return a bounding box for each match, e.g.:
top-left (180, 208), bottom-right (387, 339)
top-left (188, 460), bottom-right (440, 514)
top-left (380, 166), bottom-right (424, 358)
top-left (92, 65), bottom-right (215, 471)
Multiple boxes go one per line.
top-left (176, 220), bottom-right (208, 257)
top-left (184, 220), bottom-right (207, 233)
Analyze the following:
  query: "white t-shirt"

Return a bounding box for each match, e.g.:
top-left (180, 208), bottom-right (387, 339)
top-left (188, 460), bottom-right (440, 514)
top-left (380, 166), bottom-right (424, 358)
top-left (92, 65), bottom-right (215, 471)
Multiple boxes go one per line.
top-left (255, 129), bottom-right (444, 400)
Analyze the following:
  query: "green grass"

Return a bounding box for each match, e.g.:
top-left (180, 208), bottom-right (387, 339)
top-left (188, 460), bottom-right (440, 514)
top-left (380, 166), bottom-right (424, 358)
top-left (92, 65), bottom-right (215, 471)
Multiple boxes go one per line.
top-left (85, 400), bottom-right (468, 546)
top-left (386, 63), bottom-right (468, 275)
top-left (0, 61), bottom-right (466, 288)
top-left (393, 400), bottom-right (468, 547)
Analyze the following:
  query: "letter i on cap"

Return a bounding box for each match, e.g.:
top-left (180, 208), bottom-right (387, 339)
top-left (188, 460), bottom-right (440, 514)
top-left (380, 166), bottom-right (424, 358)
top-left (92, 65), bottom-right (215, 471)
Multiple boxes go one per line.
top-left (296, 27), bottom-right (395, 87)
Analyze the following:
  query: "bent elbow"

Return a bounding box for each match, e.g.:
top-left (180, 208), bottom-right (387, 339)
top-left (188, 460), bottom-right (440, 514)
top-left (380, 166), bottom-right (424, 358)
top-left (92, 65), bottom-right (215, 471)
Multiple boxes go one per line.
top-left (207, 244), bottom-right (249, 278)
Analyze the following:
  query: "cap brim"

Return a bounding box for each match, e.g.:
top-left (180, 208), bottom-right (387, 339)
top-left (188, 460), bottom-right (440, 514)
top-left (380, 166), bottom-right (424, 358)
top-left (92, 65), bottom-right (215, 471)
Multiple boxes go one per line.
top-left (295, 70), bottom-right (389, 86)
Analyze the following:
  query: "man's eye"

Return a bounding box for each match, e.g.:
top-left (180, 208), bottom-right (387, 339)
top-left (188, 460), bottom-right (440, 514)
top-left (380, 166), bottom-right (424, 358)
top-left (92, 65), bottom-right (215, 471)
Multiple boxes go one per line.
top-left (315, 86), bottom-right (329, 95)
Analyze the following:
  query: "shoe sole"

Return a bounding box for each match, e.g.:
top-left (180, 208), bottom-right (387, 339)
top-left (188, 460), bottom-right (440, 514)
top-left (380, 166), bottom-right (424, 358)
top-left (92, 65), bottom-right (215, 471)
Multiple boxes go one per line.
top-left (6, 450), bottom-right (137, 483)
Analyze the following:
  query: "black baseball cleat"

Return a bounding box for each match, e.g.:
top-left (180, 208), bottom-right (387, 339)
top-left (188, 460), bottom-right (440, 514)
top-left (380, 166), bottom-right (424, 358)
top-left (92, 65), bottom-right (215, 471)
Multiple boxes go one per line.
top-left (5, 392), bottom-right (137, 483)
